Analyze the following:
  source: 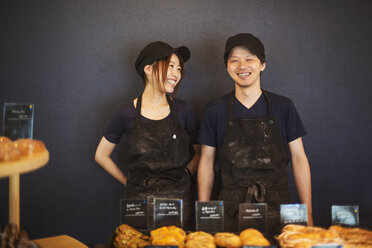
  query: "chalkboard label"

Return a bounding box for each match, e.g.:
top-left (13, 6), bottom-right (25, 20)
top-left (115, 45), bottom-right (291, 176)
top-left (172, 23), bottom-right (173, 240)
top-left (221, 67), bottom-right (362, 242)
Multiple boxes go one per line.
top-left (120, 199), bottom-right (147, 229)
top-left (332, 205), bottom-right (359, 227)
top-left (239, 203), bottom-right (267, 233)
top-left (3, 103), bottom-right (34, 140)
top-left (154, 198), bottom-right (182, 228)
top-left (195, 201), bottom-right (224, 232)
top-left (280, 204), bottom-right (307, 226)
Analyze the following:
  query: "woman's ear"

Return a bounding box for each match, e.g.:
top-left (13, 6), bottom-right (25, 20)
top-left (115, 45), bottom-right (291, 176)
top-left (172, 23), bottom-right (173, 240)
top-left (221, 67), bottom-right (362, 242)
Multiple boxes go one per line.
top-left (144, 65), bottom-right (152, 76)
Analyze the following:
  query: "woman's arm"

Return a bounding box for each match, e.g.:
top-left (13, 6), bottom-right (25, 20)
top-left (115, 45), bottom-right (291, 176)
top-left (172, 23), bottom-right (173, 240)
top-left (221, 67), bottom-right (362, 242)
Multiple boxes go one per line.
top-left (289, 137), bottom-right (313, 226)
top-left (186, 144), bottom-right (201, 174)
top-left (95, 136), bottom-right (127, 185)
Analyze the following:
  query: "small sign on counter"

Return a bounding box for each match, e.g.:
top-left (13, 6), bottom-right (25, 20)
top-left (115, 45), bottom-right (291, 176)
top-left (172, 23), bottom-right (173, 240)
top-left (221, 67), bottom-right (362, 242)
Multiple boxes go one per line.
top-left (332, 205), bottom-right (359, 227)
top-left (3, 103), bottom-right (34, 140)
top-left (280, 204), bottom-right (307, 226)
top-left (195, 201), bottom-right (224, 232)
top-left (154, 198), bottom-right (182, 229)
top-left (120, 199), bottom-right (147, 229)
top-left (239, 203), bottom-right (267, 233)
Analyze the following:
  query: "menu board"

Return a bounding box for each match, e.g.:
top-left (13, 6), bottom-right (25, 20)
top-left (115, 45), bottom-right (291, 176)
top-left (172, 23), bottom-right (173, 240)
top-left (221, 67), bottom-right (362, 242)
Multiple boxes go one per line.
top-left (332, 205), bottom-right (359, 227)
top-left (154, 198), bottom-right (182, 228)
top-left (3, 103), bottom-right (34, 140)
top-left (280, 204), bottom-right (308, 226)
top-left (239, 203), bottom-right (267, 233)
top-left (195, 201), bottom-right (224, 232)
top-left (120, 199), bottom-right (147, 229)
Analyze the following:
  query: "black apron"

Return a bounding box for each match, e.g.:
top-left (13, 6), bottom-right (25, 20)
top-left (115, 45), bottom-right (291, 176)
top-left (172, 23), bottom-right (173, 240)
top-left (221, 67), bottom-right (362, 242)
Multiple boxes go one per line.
top-left (219, 90), bottom-right (292, 235)
top-left (124, 94), bottom-right (194, 230)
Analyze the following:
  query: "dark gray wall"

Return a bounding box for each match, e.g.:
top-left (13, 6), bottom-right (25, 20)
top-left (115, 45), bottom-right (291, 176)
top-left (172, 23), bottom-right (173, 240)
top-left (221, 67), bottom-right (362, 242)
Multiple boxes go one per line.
top-left (1, 0), bottom-right (371, 245)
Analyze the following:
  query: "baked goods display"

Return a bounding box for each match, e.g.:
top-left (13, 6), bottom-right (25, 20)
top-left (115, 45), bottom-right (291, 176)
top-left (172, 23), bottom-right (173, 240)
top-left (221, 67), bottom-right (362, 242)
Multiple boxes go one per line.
top-left (151, 225), bottom-right (186, 247)
top-left (277, 224), bottom-right (372, 248)
top-left (214, 232), bottom-right (242, 248)
top-left (239, 228), bottom-right (270, 246)
top-left (113, 224), bottom-right (150, 248)
top-left (0, 137), bottom-right (46, 162)
top-left (186, 231), bottom-right (215, 248)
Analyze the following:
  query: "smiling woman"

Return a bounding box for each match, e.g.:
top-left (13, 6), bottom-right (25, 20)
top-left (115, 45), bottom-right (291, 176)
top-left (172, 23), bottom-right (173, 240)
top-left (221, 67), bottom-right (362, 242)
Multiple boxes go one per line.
top-left (95, 41), bottom-right (200, 230)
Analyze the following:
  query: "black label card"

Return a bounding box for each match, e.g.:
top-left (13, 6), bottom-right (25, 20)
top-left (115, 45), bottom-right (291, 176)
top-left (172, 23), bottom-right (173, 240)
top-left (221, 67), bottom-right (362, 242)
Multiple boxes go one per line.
top-left (239, 203), bottom-right (267, 233)
top-left (3, 103), bottom-right (34, 140)
top-left (195, 201), bottom-right (224, 232)
top-left (120, 199), bottom-right (147, 229)
top-left (280, 204), bottom-right (307, 226)
top-left (154, 198), bottom-right (182, 228)
top-left (332, 205), bottom-right (359, 227)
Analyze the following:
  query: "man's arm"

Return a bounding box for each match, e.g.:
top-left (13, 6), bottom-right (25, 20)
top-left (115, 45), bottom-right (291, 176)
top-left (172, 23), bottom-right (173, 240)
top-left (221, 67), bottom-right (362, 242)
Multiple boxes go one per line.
top-left (288, 137), bottom-right (313, 226)
top-left (197, 144), bottom-right (216, 201)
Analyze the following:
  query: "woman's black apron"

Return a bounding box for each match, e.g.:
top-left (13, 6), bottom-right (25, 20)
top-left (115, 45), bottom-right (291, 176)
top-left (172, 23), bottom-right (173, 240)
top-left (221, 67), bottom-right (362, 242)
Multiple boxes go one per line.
top-left (219, 90), bottom-right (292, 235)
top-left (124, 94), bottom-right (194, 230)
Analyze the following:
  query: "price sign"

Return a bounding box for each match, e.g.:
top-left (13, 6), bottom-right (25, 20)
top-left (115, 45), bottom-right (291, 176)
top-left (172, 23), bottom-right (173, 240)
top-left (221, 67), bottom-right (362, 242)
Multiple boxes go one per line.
top-left (239, 203), bottom-right (267, 233)
top-left (280, 204), bottom-right (307, 226)
top-left (195, 201), bottom-right (224, 232)
top-left (120, 199), bottom-right (147, 229)
top-left (154, 198), bottom-right (182, 228)
top-left (3, 103), bottom-right (34, 140)
top-left (332, 205), bottom-right (359, 227)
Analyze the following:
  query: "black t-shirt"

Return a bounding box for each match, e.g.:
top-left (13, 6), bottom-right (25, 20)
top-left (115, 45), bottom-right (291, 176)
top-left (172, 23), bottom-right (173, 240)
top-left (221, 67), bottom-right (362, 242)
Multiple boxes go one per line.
top-left (104, 97), bottom-right (200, 145)
top-left (199, 90), bottom-right (307, 169)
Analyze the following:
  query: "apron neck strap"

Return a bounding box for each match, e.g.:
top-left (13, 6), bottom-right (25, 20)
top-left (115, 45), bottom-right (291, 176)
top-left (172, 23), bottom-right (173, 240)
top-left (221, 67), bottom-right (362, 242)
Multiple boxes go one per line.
top-left (135, 94), bottom-right (180, 127)
top-left (227, 89), bottom-right (273, 125)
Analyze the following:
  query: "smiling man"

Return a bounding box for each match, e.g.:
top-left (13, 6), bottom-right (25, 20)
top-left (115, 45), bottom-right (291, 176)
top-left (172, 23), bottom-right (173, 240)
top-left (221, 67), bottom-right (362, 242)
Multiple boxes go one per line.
top-left (197, 33), bottom-right (313, 234)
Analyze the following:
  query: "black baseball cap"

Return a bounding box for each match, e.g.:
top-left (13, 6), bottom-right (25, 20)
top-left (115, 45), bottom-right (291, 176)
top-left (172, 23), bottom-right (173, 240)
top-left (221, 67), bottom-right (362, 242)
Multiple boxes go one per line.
top-left (223, 33), bottom-right (266, 65)
top-left (135, 41), bottom-right (190, 80)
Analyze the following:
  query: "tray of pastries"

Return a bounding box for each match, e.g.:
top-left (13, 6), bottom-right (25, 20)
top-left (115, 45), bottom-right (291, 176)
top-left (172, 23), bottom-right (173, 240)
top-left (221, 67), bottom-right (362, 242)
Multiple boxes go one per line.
top-left (277, 224), bottom-right (372, 248)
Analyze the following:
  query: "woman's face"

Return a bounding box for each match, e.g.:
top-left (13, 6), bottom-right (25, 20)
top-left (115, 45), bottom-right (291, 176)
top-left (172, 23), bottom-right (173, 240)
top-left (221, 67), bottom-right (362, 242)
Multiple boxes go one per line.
top-left (163, 53), bottom-right (182, 93)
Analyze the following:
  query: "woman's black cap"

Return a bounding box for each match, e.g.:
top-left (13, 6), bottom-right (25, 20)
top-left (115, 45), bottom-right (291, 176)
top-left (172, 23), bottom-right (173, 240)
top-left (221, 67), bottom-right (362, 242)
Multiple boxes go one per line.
top-left (135, 41), bottom-right (191, 79)
top-left (223, 33), bottom-right (266, 64)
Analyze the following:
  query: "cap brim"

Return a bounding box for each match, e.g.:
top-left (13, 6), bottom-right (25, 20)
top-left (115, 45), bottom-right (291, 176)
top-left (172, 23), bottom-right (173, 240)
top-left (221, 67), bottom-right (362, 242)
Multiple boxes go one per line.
top-left (174, 46), bottom-right (190, 63)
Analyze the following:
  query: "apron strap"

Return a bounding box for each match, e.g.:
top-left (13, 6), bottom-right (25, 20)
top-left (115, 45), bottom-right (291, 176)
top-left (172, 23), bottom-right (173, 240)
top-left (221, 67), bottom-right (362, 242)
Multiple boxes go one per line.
top-left (227, 90), bottom-right (275, 126)
top-left (134, 94), bottom-right (180, 128)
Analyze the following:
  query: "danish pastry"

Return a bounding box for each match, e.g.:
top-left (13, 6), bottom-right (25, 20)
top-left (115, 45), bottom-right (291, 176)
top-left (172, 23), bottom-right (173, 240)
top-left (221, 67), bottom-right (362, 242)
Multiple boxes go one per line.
top-left (214, 232), bottom-right (241, 248)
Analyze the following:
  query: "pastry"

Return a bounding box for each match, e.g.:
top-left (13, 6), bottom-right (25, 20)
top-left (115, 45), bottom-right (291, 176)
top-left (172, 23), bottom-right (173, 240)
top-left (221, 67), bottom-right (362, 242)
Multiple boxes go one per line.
top-left (239, 228), bottom-right (270, 246)
top-left (214, 232), bottom-right (242, 248)
top-left (0, 145), bottom-right (22, 162)
top-left (151, 226), bottom-right (186, 248)
top-left (14, 139), bottom-right (46, 155)
top-left (186, 231), bottom-right (215, 248)
top-left (114, 224), bottom-right (150, 248)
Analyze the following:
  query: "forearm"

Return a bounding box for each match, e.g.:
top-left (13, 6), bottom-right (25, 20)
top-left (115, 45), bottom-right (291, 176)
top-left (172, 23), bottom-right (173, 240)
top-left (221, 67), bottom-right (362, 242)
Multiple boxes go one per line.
top-left (96, 155), bottom-right (127, 185)
top-left (197, 152), bottom-right (215, 201)
top-left (292, 156), bottom-right (313, 225)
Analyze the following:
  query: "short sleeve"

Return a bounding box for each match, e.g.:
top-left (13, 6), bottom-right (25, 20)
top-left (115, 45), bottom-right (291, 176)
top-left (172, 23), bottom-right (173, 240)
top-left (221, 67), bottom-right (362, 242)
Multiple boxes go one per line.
top-left (199, 102), bottom-right (217, 147)
top-left (103, 109), bottom-right (127, 144)
top-left (285, 99), bottom-right (307, 142)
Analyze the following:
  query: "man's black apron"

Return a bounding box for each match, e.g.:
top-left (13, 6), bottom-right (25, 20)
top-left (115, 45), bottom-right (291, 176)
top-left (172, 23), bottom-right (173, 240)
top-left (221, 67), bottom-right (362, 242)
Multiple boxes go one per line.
top-left (124, 94), bottom-right (194, 230)
top-left (219, 90), bottom-right (292, 235)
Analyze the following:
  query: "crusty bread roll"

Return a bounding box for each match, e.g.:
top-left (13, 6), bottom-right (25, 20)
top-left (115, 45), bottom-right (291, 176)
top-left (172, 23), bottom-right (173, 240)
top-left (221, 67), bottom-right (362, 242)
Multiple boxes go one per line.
top-left (186, 231), bottom-right (215, 248)
top-left (151, 226), bottom-right (186, 248)
top-left (239, 228), bottom-right (270, 246)
top-left (0, 136), bottom-right (12, 144)
top-left (14, 139), bottom-right (46, 155)
top-left (214, 232), bottom-right (242, 248)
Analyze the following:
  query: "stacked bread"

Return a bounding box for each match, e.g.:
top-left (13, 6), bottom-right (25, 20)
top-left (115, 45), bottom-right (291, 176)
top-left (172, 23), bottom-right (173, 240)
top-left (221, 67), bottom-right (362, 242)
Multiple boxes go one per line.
top-left (277, 224), bottom-right (372, 248)
top-left (0, 136), bottom-right (46, 162)
top-left (151, 225), bottom-right (186, 248)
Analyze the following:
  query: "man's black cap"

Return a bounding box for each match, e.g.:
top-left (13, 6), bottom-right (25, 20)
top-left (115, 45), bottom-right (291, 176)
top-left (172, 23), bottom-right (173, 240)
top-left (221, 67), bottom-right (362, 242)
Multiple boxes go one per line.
top-left (223, 33), bottom-right (266, 64)
top-left (135, 41), bottom-right (190, 80)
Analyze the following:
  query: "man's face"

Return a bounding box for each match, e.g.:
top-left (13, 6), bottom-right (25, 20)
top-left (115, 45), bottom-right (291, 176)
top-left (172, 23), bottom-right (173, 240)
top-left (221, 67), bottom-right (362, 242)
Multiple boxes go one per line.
top-left (226, 46), bottom-right (266, 89)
